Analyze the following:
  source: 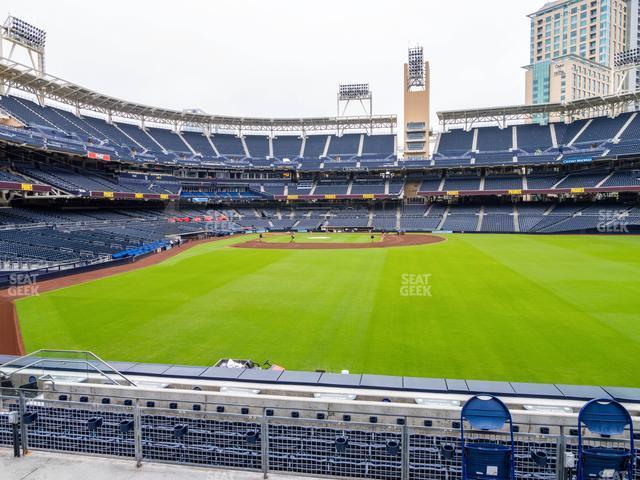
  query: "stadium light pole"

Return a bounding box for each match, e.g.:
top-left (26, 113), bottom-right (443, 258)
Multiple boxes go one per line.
top-left (0, 15), bottom-right (46, 98)
top-left (407, 47), bottom-right (426, 90)
top-left (337, 83), bottom-right (373, 134)
top-left (611, 48), bottom-right (640, 96)
top-left (404, 46), bottom-right (430, 158)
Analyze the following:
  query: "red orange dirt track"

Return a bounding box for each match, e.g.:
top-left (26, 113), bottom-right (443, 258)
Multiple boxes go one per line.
top-left (233, 234), bottom-right (444, 250)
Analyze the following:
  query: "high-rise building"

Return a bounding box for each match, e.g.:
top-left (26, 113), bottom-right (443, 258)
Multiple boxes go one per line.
top-left (525, 0), bottom-right (631, 107)
top-left (629, 0), bottom-right (640, 88)
top-left (403, 46), bottom-right (430, 158)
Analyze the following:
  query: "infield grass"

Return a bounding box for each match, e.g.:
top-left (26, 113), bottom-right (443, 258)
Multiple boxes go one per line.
top-left (16, 233), bottom-right (640, 386)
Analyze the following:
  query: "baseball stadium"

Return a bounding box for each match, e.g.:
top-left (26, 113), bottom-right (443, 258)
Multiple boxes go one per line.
top-left (0, 2), bottom-right (640, 480)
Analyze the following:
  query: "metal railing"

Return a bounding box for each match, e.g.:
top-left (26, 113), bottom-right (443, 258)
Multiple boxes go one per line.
top-left (0, 389), bottom-right (638, 480)
top-left (0, 350), bottom-right (137, 387)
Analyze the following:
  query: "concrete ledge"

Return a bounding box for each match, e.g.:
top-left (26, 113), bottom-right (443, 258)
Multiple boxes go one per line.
top-left (0, 448), bottom-right (320, 480)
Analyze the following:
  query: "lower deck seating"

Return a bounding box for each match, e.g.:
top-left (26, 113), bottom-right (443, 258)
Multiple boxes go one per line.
top-left (0, 402), bottom-right (563, 480)
top-left (0, 199), bottom-right (637, 272)
top-left (372, 216), bottom-right (397, 230)
top-left (295, 218), bottom-right (325, 230)
top-left (326, 216), bottom-right (370, 228)
top-left (400, 216), bottom-right (441, 231)
top-left (518, 216), bottom-right (545, 232)
top-left (0, 208), bottom-right (236, 269)
top-left (270, 219), bottom-right (297, 230)
top-left (481, 215), bottom-right (514, 232)
top-left (441, 215), bottom-right (478, 232)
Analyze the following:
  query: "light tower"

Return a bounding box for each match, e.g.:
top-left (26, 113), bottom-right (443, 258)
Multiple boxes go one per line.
top-left (337, 83), bottom-right (373, 134)
top-left (0, 15), bottom-right (47, 98)
top-left (403, 46), bottom-right (430, 158)
top-left (612, 48), bottom-right (640, 95)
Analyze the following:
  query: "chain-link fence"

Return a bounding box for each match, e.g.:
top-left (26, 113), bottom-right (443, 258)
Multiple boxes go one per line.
top-left (140, 407), bottom-right (262, 470)
top-left (267, 417), bottom-right (403, 479)
top-left (407, 425), bottom-right (560, 480)
top-left (0, 390), bottom-right (637, 480)
top-left (565, 433), bottom-right (640, 480)
top-left (22, 398), bottom-right (136, 458)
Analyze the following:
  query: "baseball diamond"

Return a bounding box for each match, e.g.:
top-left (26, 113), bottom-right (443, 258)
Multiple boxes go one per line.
top-left (1, 3), bottom-right (640, 480)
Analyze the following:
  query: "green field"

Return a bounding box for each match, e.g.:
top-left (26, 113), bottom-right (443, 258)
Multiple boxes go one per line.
top-left (16, 233), bottom-right (640, 387)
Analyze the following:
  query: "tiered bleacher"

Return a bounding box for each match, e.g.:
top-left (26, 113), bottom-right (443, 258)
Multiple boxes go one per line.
top-left (0, 94), bottom-right (397, 168)
top-left (0, 89), bottom-right (638, 280)
top-left (432, 111), bottom-right (640, 168)
top-left (5, 89), bottom-right (640, 180)
top-left (0, 207), bottom-right (240, 272)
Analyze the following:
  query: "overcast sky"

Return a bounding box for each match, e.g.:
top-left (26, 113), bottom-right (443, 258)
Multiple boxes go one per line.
top-left (7, 0), bottom-right (543, 130)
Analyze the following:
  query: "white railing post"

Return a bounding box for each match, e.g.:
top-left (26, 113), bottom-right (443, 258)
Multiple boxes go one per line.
top-left (261, 409), bottom-right (270, 478)
top-left (402, 421), bottom-right (409, 480)
top-left (19, 390), bottom-right (28, 454)
top-left (134, 402), bottom-right (143, 467)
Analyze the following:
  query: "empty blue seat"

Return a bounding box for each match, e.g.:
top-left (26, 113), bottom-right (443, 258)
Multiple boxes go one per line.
top-left (464, 443), bottom-right (512, 480)
top-left (581, 447), bottom-right (632, 478)
top-left (577, 399), bottom-right (635, 480)
top-left (460, 395), bottom-right (515, 480)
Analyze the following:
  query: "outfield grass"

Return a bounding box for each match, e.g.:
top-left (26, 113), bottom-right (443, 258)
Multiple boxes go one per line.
top-left (263, 233), bottom-right (381, 244)
top-left (16, 234), bottom-right (640, 387)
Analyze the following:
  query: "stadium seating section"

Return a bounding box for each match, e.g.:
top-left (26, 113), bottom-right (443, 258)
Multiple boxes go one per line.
top-left (0, 92), bottom-right (639, 277)
top-left (4, 93), bottom-right (640, 170)
top-left (0, 95), bottom-right (396, 166)
top-left (434, 111), bottom-right (640, 167)
top-left (0, 198), bottom-right (638, 273)
top-left (0, 207), bottom-right (238, 270)
top-left (0, 399), bottom-right (566, 480)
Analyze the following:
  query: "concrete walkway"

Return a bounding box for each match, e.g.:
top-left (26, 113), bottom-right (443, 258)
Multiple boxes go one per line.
top-left (0, 448), bottom-right (317, 480)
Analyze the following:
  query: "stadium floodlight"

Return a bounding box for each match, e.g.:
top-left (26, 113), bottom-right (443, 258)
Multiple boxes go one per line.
top-left (614, 48), bottom-right (640, 68)
top-left (338, 83), bottom-right (371, 100)
top-left (609, 48), bottom-right (640, 95)
top-left (407, 46), bottom-right (425, 88)
top-left (0, 15), bottom-right (47, 89)
top-left (3, 16), bottom-right (46, 50)
top-left (337, 83), bottom-right (373, 133)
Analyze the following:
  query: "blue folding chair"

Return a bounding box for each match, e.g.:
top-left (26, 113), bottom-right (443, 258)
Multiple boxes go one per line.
top-left (577, 398), bottom-right (635, 480)
top-left (461, 394), bottom-right (515, 480)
